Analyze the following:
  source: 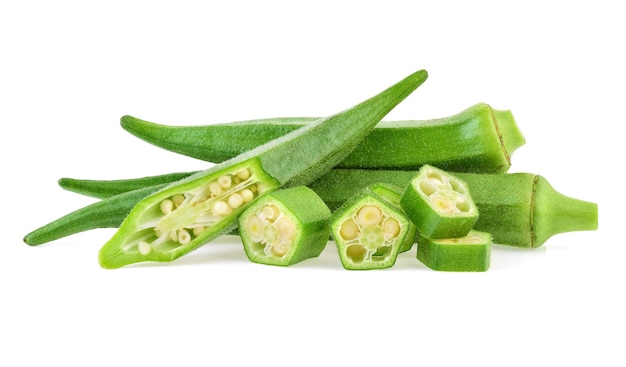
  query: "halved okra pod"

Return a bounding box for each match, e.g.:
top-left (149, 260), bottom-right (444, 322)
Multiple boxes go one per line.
top-left (46, 168), bottom-right (597, 249)
top-left (330, 183), bottom-right (416, 270)
top-left (95, 69), bottom-right (427, 268)
top-left (400, 165), bottom-right (478, 239)
top-left (121, 102), bottom-right (524, 173)
top-left (238, 186), bottom-right (331, 266)
top-left (416, 230), bottom-right (492, 272)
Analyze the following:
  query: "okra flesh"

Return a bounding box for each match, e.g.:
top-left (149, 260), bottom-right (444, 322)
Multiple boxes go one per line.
top-left (417, 230), bottom-right (492, 272)
top-left (122, 102), bottom-right (524, 173)
top-left (400, 165), bottom-right (478, 239)
top-left (238, 186), bottom-right (331, 266)
top-left (331, 184), bottom-right (415, 270)
top-left (97, 69), bottom-right (428, 268)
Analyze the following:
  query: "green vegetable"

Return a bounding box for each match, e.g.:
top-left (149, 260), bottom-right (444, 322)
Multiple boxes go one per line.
top-left (330, 183), bottom-right (416, 270)
top-left (24, 185), bottom-right (166, 246)
top-left (416, 230), bottom-right (492, 272)
top-left (46, 168), bottom-right (597, 249)
top-left (238, 186), bottom-right (331, 266)
top-left (121, 102), bottom-right (524, 173)
top-left (400, 165), bottom-right (478, 239)
top-left (57, 173), bottom-right (192, 199)
top-left (96, 70), bottom-right (428, 268)
top-left (311, 169), bottom-right (597, 248)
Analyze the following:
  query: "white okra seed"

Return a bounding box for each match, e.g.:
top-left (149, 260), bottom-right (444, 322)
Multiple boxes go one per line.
top-left (160, 199), bottom-right (174, 214)
top-left (431, 197), bottom-right (454, 214)
top-left (357, 205), bottom-right (382, 226)
top-left (209, 182), bottom-right (223, 196)
top-left (192, 226), bottom-right (205, 236)
top-left (383, 217), bottom-right (401, 238)
top-left (218, 175), bottom-right (232, 189)
top-left (272, 242), bottom-right (288, 257)
top-left (240, 189), bottom-right (254, 203)
top-left (236, 169), bottom-right (251, 180)
top-left (178, 229), bottom-right (191, 245)
top-left (246, 214), bottom-right (263, 241)
top-left (212, 201), bottom-right (231, 216)
top-left (262, 205), bottom-right (280, 221)
top-left (172, 194), bottom-right (185, 208)
top-left (228, 193), bottom-right (244, 208)
top-left (138, 241), bottom-right (152, 256)
top-left (277, 217), bottom-right (296, 241)
top-left (340, 218), bottom-right (360, 241)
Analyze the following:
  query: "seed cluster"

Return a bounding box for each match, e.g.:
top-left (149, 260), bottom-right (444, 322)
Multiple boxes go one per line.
top-left (136, 168), bottom-right (258, 256)
top-left (418, 169), bottom-right (470, 214)
top-left (244, 203), bottom-right (296, 258)
top-left (338, 203), bottom-right (402, 264)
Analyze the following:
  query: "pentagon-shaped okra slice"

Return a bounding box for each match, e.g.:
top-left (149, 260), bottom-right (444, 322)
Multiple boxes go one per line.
top-left (400, 165), bottom-right (478, 239)
top-left (416, 230), bottom-right (491, 272)
top-left (331, 183), bottom-right (416, 270)
top-left (238, 186), bottom-right (331, 266)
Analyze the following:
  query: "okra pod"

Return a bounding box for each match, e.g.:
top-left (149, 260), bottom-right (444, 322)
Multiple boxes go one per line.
top-left (96, 70), bottom-right (428, 268)
top-left (238, 186), bottom-right (331, 266)
top-left (49, 168), bottom-right (597, 249)
top-left (416, 230), bottom-right (492, 272)
top-left (121, 102), bottom-right (524, 173)
top-left (400, 165), bottom-right (478, 239)
top-left (330, 183), bottom-right (417, 270)
top-left (311, 169), bottom-right (598, 248)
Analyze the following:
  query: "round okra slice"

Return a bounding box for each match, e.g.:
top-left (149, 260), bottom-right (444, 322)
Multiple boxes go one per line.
top-left (416, 230), bottom-right (491, 272)
top-left (331, 183), bottom-right (416, 270)
top-left (400, 165), bottom-right (478, 239)
top-left (238, 186), bottom-right (331, 266)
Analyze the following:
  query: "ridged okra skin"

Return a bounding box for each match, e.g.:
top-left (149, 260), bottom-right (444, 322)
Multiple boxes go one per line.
top-left (58, 173), bottom-right (192, 199)
top-left (121, 102), bottom-right (524, 173)
top-left (331, 184), bottom-right (416, 270)
top-left (309, 169), bottom-right (597, 248)
top-left (96, 70), bottom-right (428, 268)
top-left (417, 230), bottom-right (492, 272)
top-left (400, 165), bottom-right (478, 239)
top-left (238, 186), bottom-right (331, 266)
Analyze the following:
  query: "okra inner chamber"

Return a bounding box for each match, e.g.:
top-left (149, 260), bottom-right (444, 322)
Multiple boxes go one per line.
top-left (418, 169), bottom-right (471, 215)
top-left (336, 198), bottom-right (405, 264)
top-left (121, 165), bottom-right (272, 257)
top-left (243, 202), bottom-right (298, 258)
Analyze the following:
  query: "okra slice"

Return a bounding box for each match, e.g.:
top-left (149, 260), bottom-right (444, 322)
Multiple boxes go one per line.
top-left (238, 186), bottom-right (331, 266)
top-left (331, 183), bottom-right (416, 270)
top-left (400, 165), bottom-right (478, 239)
top-left (416, 230), bottom-right (491, 272)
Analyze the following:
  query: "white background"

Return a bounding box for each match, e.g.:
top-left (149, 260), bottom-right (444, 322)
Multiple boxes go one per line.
top-left (1, 1), bottom-right (623, 366)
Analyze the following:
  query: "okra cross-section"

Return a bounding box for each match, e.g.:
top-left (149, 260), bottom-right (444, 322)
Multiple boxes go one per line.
top-left (400, 165), bottom-right (478, 239)
top-left (416, 230), bottom-right (492, 272)
top-left (331, 184), bottom-right (416, 270)
top-left (98, 159), bottom-right (280, 268)
top-left (238, 186), bottom-right (331, 266)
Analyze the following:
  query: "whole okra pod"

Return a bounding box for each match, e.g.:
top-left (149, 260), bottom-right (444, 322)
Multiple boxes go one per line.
top-left (121, 102), bottom-right (525, 173)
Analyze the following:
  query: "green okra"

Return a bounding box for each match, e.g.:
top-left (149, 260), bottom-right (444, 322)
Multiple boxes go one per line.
top-left (24, 185), bottom-right (166, 246)
top-left (400, 165), bottom-right (478, 239)
top-left (95, 70), bottom-right (428, 268)
top-left (416, 230), bottom-right (492, 272)
top-left (57, 173), bottom-right (193, 199)
top-left (311, 169), bottom-right (597, 248)
top-left (121, 102), bottom-right (524, 173)
top-left (238, 186), bottom-right (331, 266)
top-left (330, 183), bottom-right (416, 270)
top-left (50, 168), bottom-right (597, 249)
